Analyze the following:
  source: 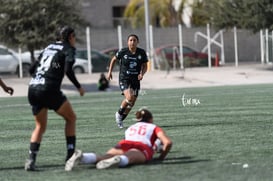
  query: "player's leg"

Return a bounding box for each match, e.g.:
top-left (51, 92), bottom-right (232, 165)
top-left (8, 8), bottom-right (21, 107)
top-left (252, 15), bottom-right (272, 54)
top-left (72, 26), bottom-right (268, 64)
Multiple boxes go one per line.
top-left (96, 149), bottom-right (146, 169)
top-left (115, 81), bottom-right (139, 128)
top-left (96, 140), bottom-right (148, 169)
top-left (123, 148), bottom-right (146, 165)
top-left (115, 80), bottom-right (128, 128)
top-left (115, 90), bottom-right (136, 128)
top-left (30, 108), bottom-right (48, 142)
top-left (65, 147), bottom-right (124, 171)
top-left (119, 80), bottom-right (139, 121)
top-left (56, 99), bottom-right (77, 161)
top-left (25, 108), bottom-right (48, 171)
top-left (121, 88), bottom-right (137, 118)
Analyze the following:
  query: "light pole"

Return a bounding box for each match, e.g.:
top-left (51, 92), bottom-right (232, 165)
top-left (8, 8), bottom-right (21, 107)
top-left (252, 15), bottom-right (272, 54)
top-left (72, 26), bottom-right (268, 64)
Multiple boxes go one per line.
top-left (144, 0), bottom-right (150, 59)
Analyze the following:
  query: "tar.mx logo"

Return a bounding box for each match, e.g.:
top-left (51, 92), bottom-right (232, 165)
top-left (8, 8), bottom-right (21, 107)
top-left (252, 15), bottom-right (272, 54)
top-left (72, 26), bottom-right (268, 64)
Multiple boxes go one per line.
top-left (139, 89), bottom-right (147, 96)
top-left (181, 93), bottom-right (201, 107)
top-left (127, 89), bottom-right (147, 96)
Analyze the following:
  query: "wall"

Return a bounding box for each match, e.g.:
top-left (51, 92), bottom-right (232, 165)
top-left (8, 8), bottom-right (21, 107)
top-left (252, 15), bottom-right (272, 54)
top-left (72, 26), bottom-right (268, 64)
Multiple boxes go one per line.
top-left (80, 0), bottom-right (128, 28)
top-left (77, 26), bottom-right (261, 64)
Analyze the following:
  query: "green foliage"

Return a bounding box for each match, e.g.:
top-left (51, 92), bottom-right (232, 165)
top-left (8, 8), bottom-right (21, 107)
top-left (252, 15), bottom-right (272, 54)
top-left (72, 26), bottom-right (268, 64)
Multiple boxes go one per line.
top-left (189, 0), bottom-right (210, 27)
top-left (124, 0), bottom-right (179, 28)
top-left (192, 0), bottom-right (273, 32)
top-left (124, 0), bottom-right (273, 32)
top-left (0, 0), bottom-right (88, 61)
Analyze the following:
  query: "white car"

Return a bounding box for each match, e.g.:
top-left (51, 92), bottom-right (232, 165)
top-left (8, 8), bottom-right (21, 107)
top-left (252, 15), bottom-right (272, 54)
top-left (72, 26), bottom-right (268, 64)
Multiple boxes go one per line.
top-left (73, 49), bottom-right (111, 74)
top-left (0, 45), bottom-right (33, 77)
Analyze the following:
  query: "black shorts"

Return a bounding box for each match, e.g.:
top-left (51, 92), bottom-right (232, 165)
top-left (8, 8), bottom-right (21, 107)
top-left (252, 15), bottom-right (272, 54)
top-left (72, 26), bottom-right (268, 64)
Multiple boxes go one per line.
top-left (119, 79), bottom-right (140, 97)
top-left (28, 87), bottom-right (67, 115)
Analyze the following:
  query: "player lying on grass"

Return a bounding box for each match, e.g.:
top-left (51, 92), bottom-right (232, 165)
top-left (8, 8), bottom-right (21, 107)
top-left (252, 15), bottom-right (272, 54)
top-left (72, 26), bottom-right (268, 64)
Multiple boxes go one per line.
top-left (65, 108), bottom-right (172, 171)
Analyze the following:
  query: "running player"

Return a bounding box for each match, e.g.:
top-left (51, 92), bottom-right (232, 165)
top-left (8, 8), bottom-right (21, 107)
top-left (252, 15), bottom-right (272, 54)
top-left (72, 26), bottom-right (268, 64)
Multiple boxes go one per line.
top-left (65, 108), bottom-right (172, 171)
top-left (0, 78), bottom-right (13, 95)
top-left (25, 26), bottom-right (85, 171)
top-left (107, 34), bottom-right (148, 128)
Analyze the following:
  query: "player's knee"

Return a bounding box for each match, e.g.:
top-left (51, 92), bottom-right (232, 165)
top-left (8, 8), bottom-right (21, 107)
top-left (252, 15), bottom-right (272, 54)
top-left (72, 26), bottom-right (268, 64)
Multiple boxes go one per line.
top-left (71, 114), bottom-right (77, 122)
top-left (66, 112), bottom-right (77, 123)
top-left (125, 99), bottom-right (135, 108)
top-left (34, 124), bottom-right (47, 135)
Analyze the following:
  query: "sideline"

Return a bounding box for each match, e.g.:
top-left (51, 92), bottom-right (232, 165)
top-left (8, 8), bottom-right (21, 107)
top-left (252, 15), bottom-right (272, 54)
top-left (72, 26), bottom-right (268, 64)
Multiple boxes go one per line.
top-left (0, 64), bottom-right (273, 98)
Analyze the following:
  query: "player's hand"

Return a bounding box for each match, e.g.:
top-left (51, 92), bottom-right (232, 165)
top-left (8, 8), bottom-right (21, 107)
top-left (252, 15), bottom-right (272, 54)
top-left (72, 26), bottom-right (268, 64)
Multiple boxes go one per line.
top-left (138, 74), bottom-right (143, 80)
top-left (78, 87), bottom-right (85, 96)
top-left (4, 87), bottom-right (13, 95)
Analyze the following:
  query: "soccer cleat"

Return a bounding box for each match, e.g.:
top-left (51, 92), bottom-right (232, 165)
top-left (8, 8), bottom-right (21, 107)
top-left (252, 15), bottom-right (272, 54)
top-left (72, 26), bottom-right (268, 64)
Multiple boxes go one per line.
top-left (117, 122), bottom-right (124, 129)
top-left (96, 155), bottom-right (121, 169)
top-left (65, 149), bottom-right (82, 171)
top-left (115, 112), bottom-right (124, 128)
top-left (24, 159), bottom-right (36, 171)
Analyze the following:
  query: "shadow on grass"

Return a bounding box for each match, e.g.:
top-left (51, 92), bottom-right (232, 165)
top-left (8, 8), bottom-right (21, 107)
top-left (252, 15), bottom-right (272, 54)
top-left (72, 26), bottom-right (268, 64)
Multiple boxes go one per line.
top-left (0, 156), bottom-right (210, 171)
top-left (0, 164), bottom-right (64, 172)
top-left (62, 83), bottom-right (120, 93)
top-left (160, 120), bottom-right (243, 128)
top-left (148, 156), bottom-right (210, 165)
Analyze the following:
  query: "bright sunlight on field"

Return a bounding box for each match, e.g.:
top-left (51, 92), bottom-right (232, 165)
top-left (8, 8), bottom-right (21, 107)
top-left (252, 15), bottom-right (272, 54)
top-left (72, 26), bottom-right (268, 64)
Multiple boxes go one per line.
top-left (1, 84), bottom-right (273, 180)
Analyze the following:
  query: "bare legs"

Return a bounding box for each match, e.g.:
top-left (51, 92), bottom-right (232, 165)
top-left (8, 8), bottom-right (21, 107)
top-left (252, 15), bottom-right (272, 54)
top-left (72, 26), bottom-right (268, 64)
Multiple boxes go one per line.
top-left (118, 88), bottom-right (137, 120)
top-left (26, 100), bottom-right (77, 171)
top-left (56, 100), bottom-right (76, 137)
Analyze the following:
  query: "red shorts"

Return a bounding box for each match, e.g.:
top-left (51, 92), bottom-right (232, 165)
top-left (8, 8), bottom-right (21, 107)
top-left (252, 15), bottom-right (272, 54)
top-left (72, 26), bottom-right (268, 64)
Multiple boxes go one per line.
top-left (115, 140), bottom-right (154, 161)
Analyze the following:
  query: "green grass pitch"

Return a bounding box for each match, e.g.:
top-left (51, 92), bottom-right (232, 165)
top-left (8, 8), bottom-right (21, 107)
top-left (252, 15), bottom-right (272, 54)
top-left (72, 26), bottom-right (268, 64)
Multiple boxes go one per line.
top-left (0, 84), bottom-right (273, 180)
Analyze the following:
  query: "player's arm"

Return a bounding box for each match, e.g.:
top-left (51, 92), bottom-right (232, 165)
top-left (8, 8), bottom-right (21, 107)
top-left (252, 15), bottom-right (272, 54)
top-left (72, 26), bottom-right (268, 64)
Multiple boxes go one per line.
top-left (65, 61), bottom-right (80, 87)
top-left (156, 130), bottom-right (172, 160)
top-left (64, 49), bottom-right (84, 96)
top-left (138, 62), bottom-right (148, 80)
top-left (29, 50), bottom-right (43, 75)
top-left (107, 56), bottom-right (118, 80)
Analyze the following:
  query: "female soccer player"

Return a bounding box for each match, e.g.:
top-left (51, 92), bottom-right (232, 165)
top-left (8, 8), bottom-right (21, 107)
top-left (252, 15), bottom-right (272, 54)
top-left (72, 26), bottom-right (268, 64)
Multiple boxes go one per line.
top-left (25, 26), bottom-right (85, 171)
top-left (107, 34), bottom-right (148, 128)
top-left (65, 108), bottom-right (172, 171)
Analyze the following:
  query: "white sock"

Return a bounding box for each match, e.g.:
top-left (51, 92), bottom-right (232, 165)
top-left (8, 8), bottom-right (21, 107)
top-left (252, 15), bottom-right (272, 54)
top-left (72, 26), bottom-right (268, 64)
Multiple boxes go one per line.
top-left (81, 153), bottom-right (97, 164)
top-left (119, 155), bottom-right (129, 167)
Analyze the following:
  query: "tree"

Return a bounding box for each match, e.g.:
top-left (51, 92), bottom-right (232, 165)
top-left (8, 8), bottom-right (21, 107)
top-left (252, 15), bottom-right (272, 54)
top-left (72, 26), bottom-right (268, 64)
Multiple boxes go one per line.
top-left (239, 0), bottom-right (273, 32)
top-left (0, 0), bottom-right (88, 62)
top-left (124, 0), bottom-right (180, 28)
top-left (191, 0), bottom-right (273, 32)
top-left (184, 0), bottom-right (210, 27)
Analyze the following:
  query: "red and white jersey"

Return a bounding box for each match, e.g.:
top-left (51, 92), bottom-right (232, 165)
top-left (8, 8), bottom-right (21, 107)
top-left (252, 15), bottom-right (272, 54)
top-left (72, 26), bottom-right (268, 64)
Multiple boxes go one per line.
top-left (125, 122), bottom-right (162, 148)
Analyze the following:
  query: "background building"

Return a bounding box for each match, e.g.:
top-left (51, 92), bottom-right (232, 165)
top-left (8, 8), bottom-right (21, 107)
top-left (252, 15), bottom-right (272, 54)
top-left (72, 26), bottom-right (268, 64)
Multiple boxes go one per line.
top-left (80, 0), bottom-right (128, 28)
top-left (77, 0), bottom-right (263, 64)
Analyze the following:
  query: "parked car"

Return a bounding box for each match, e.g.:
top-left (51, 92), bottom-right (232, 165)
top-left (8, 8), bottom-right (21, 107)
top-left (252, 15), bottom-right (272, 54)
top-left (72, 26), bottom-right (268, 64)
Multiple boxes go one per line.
top-left (73, 49), bottom-right (111, 73)
top-left (100, 48), bottom-right (120, 71)
top-left (0, 45), bottom-right (32, 77)
top-left (154, 44), bottom-right (216, 69)
top-left (100, 47), bottom-right (119, 58)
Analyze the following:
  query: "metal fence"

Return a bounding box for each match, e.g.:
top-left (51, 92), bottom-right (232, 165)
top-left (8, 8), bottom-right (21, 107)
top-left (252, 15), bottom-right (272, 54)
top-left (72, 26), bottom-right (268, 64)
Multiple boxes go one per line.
top-left (79, 25), bottom-right (267, 72)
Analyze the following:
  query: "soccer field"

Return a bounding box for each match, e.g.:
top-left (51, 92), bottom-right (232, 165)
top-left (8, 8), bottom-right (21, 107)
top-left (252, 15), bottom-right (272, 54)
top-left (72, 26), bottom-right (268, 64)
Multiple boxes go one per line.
top-left (1, 84), bottom-right (273, 181)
